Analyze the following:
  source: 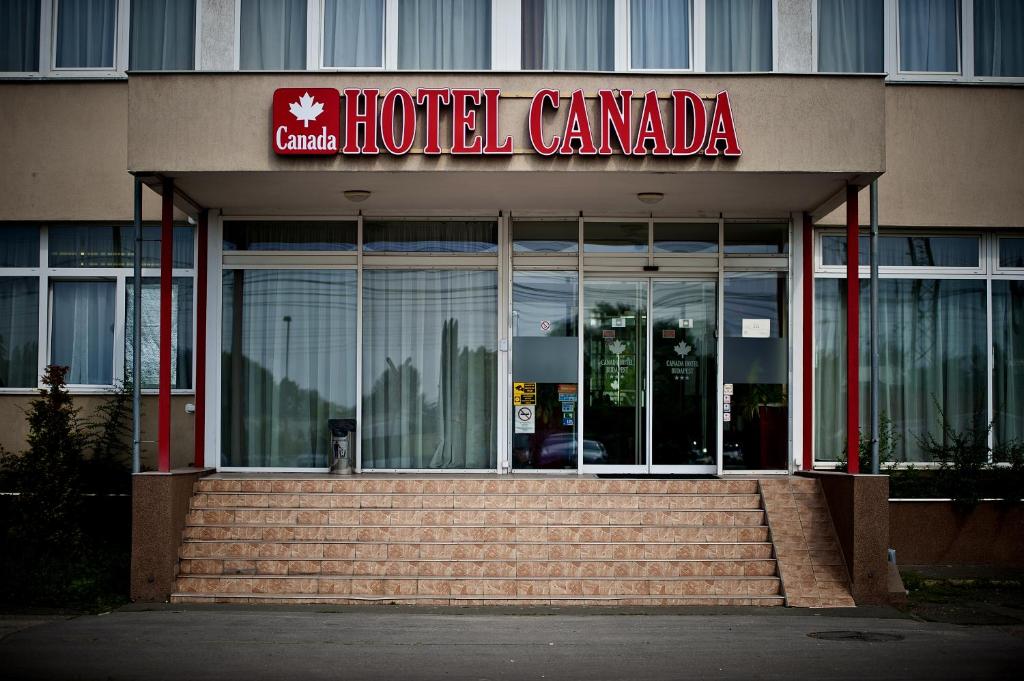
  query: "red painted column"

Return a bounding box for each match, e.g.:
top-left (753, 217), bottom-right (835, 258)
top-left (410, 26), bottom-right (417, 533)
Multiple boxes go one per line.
top-left (194, 209), bottom-right (208, 469)
top-left (845, 186), bottom-right (860, 474)
top-left (158, 178), bottom-right (173, 472)
top-left (802, 213), bottom-right (814, 471)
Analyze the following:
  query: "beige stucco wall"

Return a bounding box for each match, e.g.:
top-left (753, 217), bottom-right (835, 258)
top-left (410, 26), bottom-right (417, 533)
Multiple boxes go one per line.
top-left (0, 394), bottom-right (196, 472)
top-left (820, 84), bottom-right (1024, 227)
top-left (0, 82), bottom-right (169, 221)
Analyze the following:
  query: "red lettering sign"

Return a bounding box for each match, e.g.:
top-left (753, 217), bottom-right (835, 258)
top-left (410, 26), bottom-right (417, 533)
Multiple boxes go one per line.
top-left (272, 88), bottom-right (340, 155)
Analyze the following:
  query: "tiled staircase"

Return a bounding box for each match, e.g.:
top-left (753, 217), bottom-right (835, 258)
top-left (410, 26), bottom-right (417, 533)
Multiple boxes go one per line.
top-left (171, 476), bottom-right (787, 606)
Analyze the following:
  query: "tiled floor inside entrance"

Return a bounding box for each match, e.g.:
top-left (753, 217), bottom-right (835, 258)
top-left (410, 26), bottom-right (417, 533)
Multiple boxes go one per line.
top-left (171, 475), bottom-right (853, 607)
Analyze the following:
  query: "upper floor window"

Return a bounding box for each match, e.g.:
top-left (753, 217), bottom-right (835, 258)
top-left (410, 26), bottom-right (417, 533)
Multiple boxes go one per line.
top-left (1, 1), bottom-right (41, 72)
top-left (898, 0), bottom-right (960, 74)
top-left (55, 0), bottom-right (118, 69)
top-left (522, 0), bottom-right (614, 70)
top-left (240, 0), bottom-right (307, 70)
top-left (130, 0), bottom-right (196, 70)
top-left (974, 0), bottom-right (1024, 77)
top-left (323, 0), bottom-right (384, 68)
top-left (817, 0), bottom-right (884, 72)
top-left (706, 0), bottom-right (773, 71)
top-left (630, 0), bottom-right (691, 70)
top-left (399, 0), bottom-right (491, 69)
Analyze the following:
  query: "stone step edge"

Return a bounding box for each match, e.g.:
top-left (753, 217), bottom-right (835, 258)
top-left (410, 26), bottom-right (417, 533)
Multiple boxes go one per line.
top-left (179, 539), bottom-right (773, 545)
top-left (179, 556), bottom-right (778, 564)
top-left (182, 522), bottom-right (767, 529)
top-left (189, 506), bottom-right (765, 513)
top-left (170, 593), bottom-right (786, 604)
top-left (178, 574), bottom-right (781, 582)
top-left (192, 491), bottom-right (760, 497)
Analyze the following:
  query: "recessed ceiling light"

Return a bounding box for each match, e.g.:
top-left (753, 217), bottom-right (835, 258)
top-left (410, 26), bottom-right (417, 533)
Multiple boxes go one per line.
top-left (343, 190), bottom-right (372, 202)
top-left (637, 192), bottom-right (665, 205)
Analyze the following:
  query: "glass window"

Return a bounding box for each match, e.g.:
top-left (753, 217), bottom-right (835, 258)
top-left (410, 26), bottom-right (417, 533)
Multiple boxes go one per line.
top-left (723, 272), bottom-right (788, 470)
top-left (361, 269), bottom-right (497, 469)
top-left (974, 0), bottom-right (1024, 77)
top-left (584, 221), bottom-right (648, 253)
top-left (513, 220), bottom-right (579, 253)
top-left (706, 0), bottom-right (773, 72)
top-left (820, 234), bottom-right (979, 267)
top-left (1000, 238), bottom-right (1024, 268)
top-left (50, 280), bottom-right (116, 385)
top-left (522, 0), bottom-right (614, 70)
top-left (817, 0), bottom-right (884, 72)
top-left (323, 0), bottom-right (384, 67)
top-left (223, 221), bottom-right (357, 251)
top-left (898, 0), bottom-right (960, 73)
top-left (0, 225), bottom-right (40, 267)
top-left (125, 277), bottom-right (193, 390)
top-left (0, 278), bottom-right (39, 388)
top-left (814, 278), bottom-right (987, 462)
top-left (55, 0), bottom-right (117, 69)
top-left (1, 0), bottom-right (40, 71)
top-left (399, 0), bottom-right (491, 69)
top-left (130, 0), bottom-right (196, 70)
top-left (222, 269), bottom-right (357, 468)
top-left (48, 224), bottom-right (194, 268)
top-left (239, 0), bottom-right (307, 70)
top-left (630, 0), bottom-right (691, 69)
top-left (363, 220), bottom-right (498, 253)
top-left (654, 222), bottom-right (719, 253)
top-left (993, 280), bottom-right (1024, 449)
top-left (512, 272), bottom-right (578, 469)
top-left (724, 222), bottom-right (788, 254)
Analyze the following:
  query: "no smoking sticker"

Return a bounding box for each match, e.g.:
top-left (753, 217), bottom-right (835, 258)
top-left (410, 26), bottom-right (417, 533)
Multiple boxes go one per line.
top-left (540, 320), bottom-right (552, 332)
top-left (514, 405), bottom-right (535, 434)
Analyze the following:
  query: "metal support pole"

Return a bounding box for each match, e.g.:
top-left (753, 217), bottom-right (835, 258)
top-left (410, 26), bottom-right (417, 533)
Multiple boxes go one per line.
top-left (869, 180), bottom-right (880, 474)
top-left (846, 185), bottom-right (860, 474)
top-left (132, 178), bottom-right (142, 475)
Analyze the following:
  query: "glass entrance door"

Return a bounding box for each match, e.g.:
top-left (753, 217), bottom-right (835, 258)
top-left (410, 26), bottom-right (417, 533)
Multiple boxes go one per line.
top-left (582, 278), bottom-right (718, 474)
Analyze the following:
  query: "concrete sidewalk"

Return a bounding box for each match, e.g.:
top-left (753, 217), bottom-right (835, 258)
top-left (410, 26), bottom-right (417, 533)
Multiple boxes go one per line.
top-left (1, 605), bottom-right (1022, 680)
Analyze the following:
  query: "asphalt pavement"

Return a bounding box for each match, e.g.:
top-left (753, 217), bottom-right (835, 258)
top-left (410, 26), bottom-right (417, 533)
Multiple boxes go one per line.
top-left (1, 604), bottom-right (1022, 680)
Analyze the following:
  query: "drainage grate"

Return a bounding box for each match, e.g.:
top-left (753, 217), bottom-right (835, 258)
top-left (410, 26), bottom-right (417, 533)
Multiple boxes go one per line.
top-left (808, 631), bottom-right (905, 642)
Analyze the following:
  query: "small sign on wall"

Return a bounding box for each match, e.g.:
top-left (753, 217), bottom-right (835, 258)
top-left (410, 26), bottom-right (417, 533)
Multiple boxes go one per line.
top-left (515, 405), bottom-right (535, 434)
top-left (742, 319), bottom-right (771, 338)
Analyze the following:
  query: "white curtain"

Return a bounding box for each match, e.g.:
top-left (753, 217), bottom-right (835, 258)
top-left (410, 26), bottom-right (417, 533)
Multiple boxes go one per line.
top-left (239, 0), bottom-right (307, 70)
top-left (706, 0), bottom-right (772, 71)
top-left (630, 0), bottom-right (690, 69)
top-left (55, 0), bottom-right (117, 68)
top-left (899, 0), bottom-right (959, 72)
top-left (0, 278), bottom-right (39, 388)
top-left (125, 278), bottom-right (193, 390)
top-left (1, 0), bottom-right (39, 71)
top-left (51, 281), bottom-right (115, 386)
top-left (130, 0), bottom-right (196, 70)
top-left (993, 281), bottom-right (1024, 449)
top-left (398, 0), bottom-right (491, 69)
top-left (222, 270), bottom-right (356, 468)
top-left (523, 0), bottom-right (614, 70)
top-left (324, 0), bottom-right (384, 67)
top-left (817, 0), bottom-right (884, 72)
top-left (974, 0), bottom-right (1024, 76)
top-left (362, 270), bottom-right (497, 469)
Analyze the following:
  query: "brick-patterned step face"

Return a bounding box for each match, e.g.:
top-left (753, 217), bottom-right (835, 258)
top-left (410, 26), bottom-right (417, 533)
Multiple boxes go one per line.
top-left (170, 476), bottom-right (821, 607)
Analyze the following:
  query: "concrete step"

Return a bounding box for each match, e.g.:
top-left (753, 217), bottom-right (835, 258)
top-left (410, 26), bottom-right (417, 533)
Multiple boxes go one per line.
top-left (169, 593), bottom-right (786, 606)
top-left (195, 478), bottom-right (761, 495)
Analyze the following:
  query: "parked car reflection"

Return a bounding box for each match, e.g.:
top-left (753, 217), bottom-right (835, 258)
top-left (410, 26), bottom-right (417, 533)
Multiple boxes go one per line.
top-left (537, 433), bottom-right (608, 467)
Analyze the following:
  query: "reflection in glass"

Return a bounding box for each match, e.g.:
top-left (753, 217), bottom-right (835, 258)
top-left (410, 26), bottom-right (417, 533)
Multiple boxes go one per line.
top-left (723, 272), bottom-right (788, 470)
top-left (363, 220), bottom-right (498, 253)
top-left (0, 225), bottom-right (40, 267)
top-left (51, 281), bottom-right (116, 385)
top-left (221, 270), bottom-right (356, 468)
top-left (583, 280), bottom-right (646, 466)
top-left (989, 280), bottom-right (1022, 450)
top-left (814, 278), bottom-right (986, 462)
top-left (820, 234), bottom-right (979, 267)
top-left (0, 277), bottom-right (39, 388)
top-left (724, 222), bottom-right (788, 254)
top-left (513, 221), bottom-right (579, 253)
top-left (512, 272), bottom-right (579, 469)
top-left (125, 278), bottom-right (193, 390)
top-left (652, 281), bottom-right (717, 466)
top-left (48, 224), bottom-right (194, 268)
top-left (654, 222), bottom-right (719, 253)
top-left (584, 222), bottom-right (648, 253)
top-left (999, 238), bottom-right (1024, 268)
top-left (224, 221), bottom-right (356, 251)
top-left (362, 270), bottom-right (497, 469)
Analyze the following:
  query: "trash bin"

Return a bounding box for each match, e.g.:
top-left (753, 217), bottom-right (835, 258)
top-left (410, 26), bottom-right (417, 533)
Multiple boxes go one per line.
top-left (327, 418), bottom-right (356, 475)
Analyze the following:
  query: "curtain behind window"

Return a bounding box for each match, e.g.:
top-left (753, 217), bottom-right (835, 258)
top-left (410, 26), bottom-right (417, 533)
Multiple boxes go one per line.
top-left (522, 0), bottom-right (614, 70)
top-left (240, 0), bottom-right (307, 70)
top-left (0, 278), bottom-right (39, 388)
top-left (362, 270), bottom-right (497, 469)
top-left (899, 0), bottom-right (959, 72)
top-left (706, 0), bottom-right (772, 71)
top-left (1, 0), bottom-right (40, 71)
top-left (51, 281), bottom-right (115, 385)
top-left (817, 0), bottom-right (884, 72)
top-left (398, 0), bottom-right (490, 69)
top-left (975, 0), bottom-right (1024, 76)
top-left (130, 0), bottom-right (196, 70)
top-left (56, 0), bottom-right (117, 68)
top-left (125, 278), bottom-right (193, 390)
top-left (993, 280), bottom-right (1024, 449)
top-left (324, 0), bottom-right (384, 67)
top-left (630, 0), bottom-right (690, 69)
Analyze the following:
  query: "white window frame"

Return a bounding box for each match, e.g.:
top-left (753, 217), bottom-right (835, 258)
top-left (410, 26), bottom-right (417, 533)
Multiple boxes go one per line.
top-left (889, 0), bottom-right (964, 81)
top-left (0, 223), bottom-right (197, 396)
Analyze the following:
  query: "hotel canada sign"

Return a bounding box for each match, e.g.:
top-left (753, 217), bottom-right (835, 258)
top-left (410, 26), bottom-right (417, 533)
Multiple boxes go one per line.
top-left (272, 87), bottom-right (741, 158)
